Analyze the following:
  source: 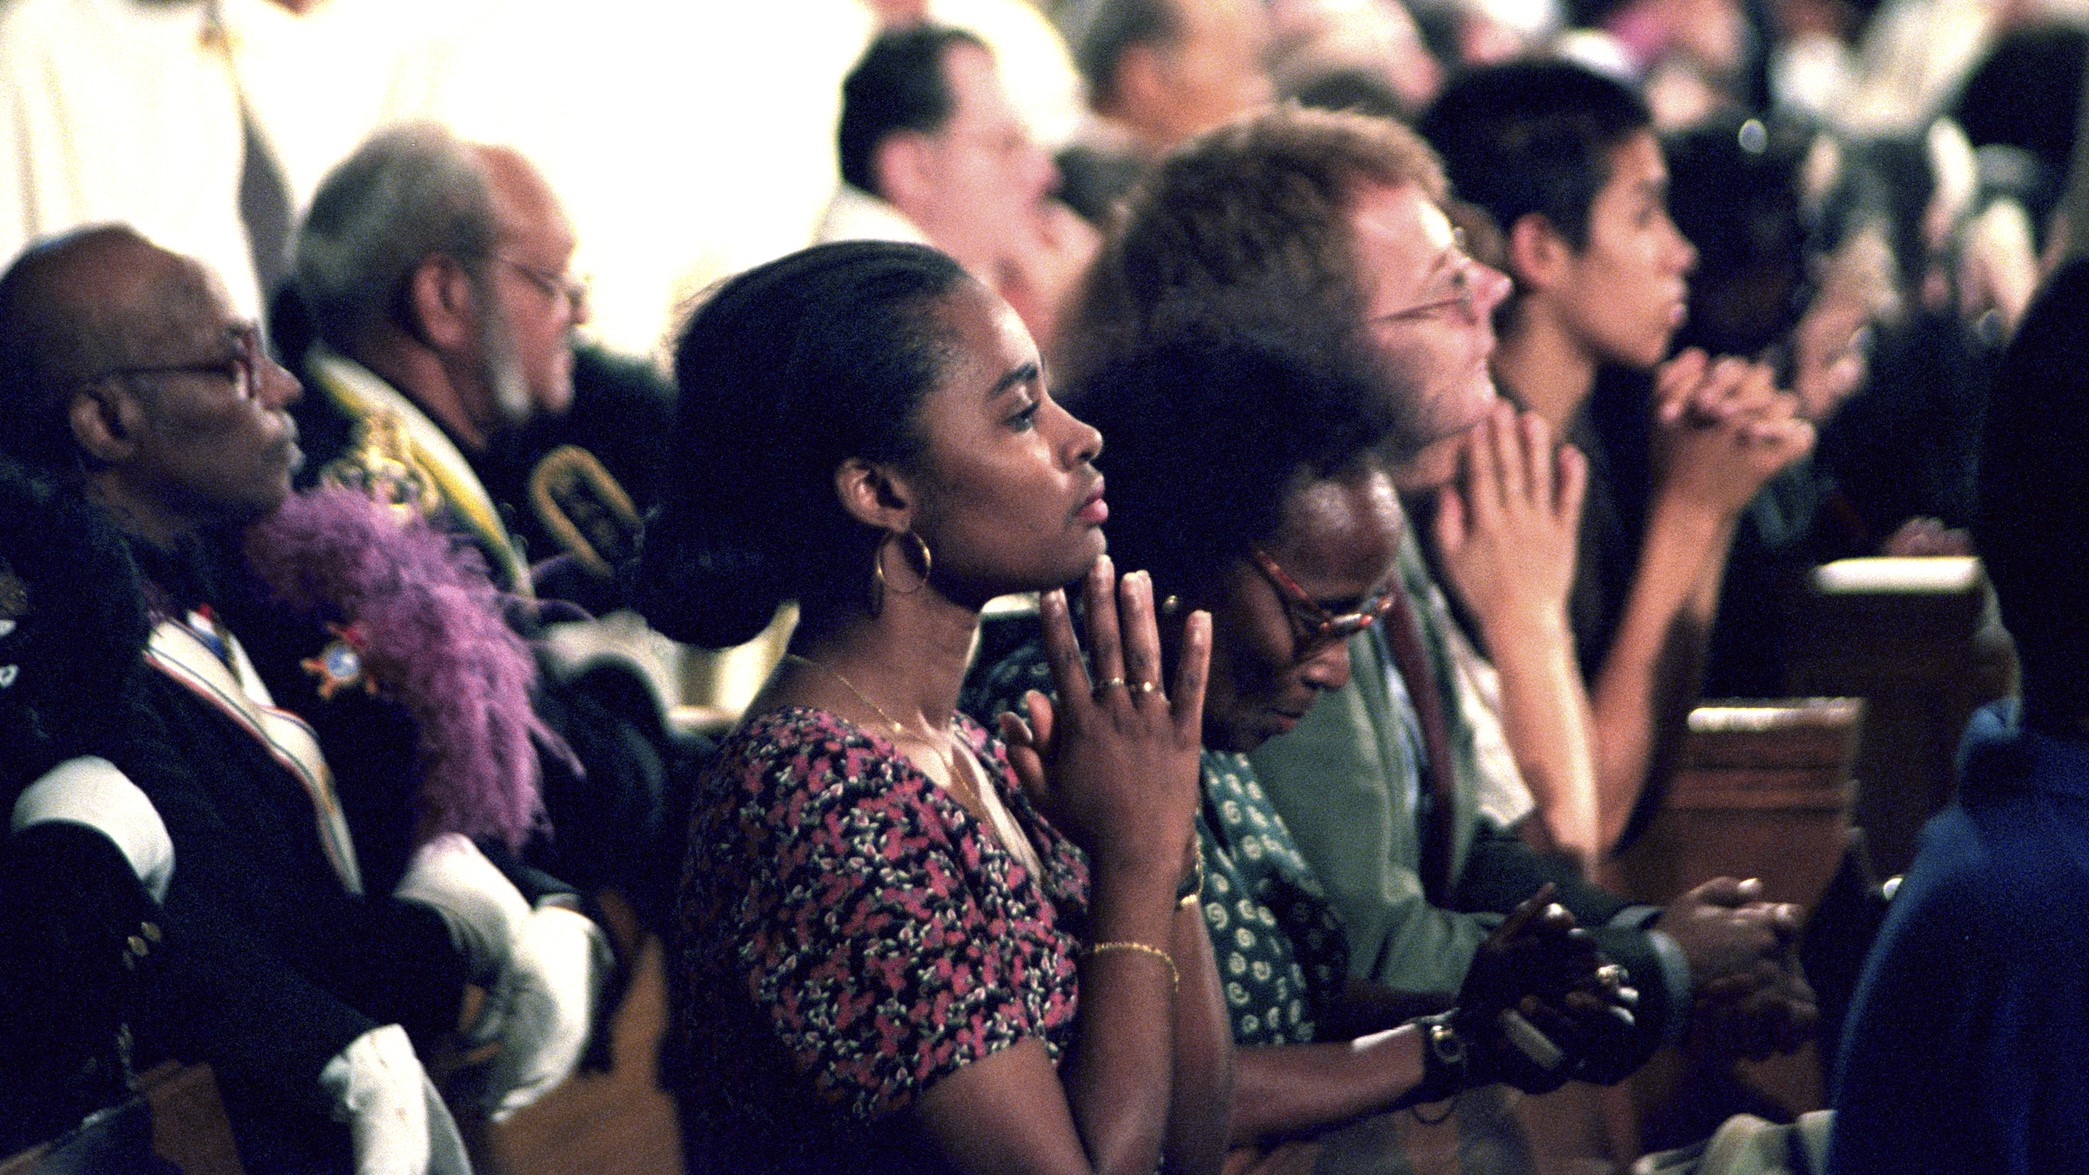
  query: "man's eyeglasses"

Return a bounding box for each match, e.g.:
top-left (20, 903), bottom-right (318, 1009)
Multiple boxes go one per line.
top-left (1372, 228), bottom-right (1485, 326)
top-left (1249, 546), bottom-right (1401, 661)
top-left (497, 255), bottom-right (590, 316)
top-left (78, 322), bottom-right (265, 400)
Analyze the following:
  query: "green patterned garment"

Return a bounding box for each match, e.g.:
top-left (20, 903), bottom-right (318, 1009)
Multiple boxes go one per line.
top-left (1196, 749), bottom-right (1349, 1047)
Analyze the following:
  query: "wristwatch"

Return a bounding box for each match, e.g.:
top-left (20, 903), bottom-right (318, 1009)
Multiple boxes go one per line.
top-left (1416, 1011), bottom-right (1470, 1098)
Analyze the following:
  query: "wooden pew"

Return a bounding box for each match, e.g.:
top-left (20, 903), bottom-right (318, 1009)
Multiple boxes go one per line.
top-left (1612, 697), bottom-right (1864, 911)
top-left (1605, 696), bottom-right (1865, 1155)
top-left (1780, 556), bottom-right (2015, 876)
top-left (1, 1062), bottom-right (245, 1175)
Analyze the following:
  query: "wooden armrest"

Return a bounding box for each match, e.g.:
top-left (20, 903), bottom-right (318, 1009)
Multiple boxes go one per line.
top-left (1799, 557), bottom-right (1997, 650)
top-left (1810, 556), bottom-right (1982, 596)
top-left (1681, 697), bottom-right (1864, 783)
top-left (1786, 558), bottom-right (2015, 878)
top-left (139, 1062), bottom-right (244, 1174)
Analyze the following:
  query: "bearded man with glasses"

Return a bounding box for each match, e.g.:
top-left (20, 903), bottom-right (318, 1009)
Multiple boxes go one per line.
top-left (285, 123), bottom-right (612, 599)
top-left (284, 124), bottom-right (696, 937)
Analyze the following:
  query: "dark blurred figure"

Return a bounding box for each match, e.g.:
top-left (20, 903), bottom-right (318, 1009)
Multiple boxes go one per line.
top-left (0, 455), bottom-right (168, 1156)
top-left (1811, 117), bottom-right (2030, 548)
top-left (1663, 112), bottom-right (1881, 695)
top-left (1828, 256), bottom-right (2089, 1175)
top-left (1951, 20), bottom-right (2085, 237)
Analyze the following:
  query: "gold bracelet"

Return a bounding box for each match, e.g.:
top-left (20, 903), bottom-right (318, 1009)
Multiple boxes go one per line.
top-left (1082, 941), bottom-right (1179, 992)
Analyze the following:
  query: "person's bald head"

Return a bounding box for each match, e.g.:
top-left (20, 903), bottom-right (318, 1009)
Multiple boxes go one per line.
top-left (478, 145), bottom-right (560, 233)
top-left (0, 226), bottom-right (216, 476)
top-left (0, 226), bottom-right (302, 543)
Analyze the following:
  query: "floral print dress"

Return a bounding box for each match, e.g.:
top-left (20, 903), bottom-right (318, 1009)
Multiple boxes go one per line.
top-left (671, 706), bottom-right (1088, 1174)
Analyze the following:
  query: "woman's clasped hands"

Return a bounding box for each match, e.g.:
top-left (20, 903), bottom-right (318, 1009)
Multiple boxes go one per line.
top-left (999, 555), bottom-right (1210, 888)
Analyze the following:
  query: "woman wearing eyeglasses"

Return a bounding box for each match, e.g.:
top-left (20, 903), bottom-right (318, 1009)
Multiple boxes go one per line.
top-left (966, 319), bottom-right (1638, 1169)
top-left (633, 240), bottom-right (1230, 1175)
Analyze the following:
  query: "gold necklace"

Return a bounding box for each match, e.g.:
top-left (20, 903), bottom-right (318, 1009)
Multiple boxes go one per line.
top-left (785, 653), bottom-right (982, 810)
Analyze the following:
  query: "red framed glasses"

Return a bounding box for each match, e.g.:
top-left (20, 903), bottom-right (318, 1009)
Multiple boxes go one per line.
top-left (1248, 546), bottom-right (1401, 661)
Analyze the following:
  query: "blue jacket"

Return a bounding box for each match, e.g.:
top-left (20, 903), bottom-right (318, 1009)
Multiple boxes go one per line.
top-left (1829, 700), bottom-right (2089, 1174)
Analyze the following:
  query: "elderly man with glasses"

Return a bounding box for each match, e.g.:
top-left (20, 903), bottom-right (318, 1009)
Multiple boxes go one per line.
top-left (0, 223), bottom-right (611, 1171)
top-left (285, 123), bottom-right (620, 600)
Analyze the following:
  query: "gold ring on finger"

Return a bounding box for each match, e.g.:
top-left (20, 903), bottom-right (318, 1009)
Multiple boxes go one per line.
top-left (1092, 677), bottom-right (1127, 697)
top-left (1133, 680), bottom-right (1160, 694)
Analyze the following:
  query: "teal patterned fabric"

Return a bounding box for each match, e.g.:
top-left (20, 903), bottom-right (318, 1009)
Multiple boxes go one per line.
top-left (1196, 750), bottom-right (1348, 1048)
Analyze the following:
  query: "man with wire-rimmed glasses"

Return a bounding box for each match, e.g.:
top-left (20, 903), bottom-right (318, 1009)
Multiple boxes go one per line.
top-left (0, 222), bottom-right (611, 1171)
top-left (1056, 104), bottom-right (1818, 1135)
top-left (283, 123), bottom-right (701, 943)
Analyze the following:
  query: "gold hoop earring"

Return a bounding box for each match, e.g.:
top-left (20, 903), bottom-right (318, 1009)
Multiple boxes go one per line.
top-left (871, 529), bottom-right (932, 609)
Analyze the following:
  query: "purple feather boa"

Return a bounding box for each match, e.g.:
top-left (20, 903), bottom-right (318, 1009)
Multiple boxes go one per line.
top-left (243, 487), bottom-right (552, 851)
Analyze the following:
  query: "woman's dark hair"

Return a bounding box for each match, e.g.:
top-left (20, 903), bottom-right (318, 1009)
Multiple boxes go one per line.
top-left (1973, 257), bottom-right (2089, 724)
top-left (1064, 301), bottom-right (1397, 602)
top-left (633, 241), bottom-right (970, 648)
